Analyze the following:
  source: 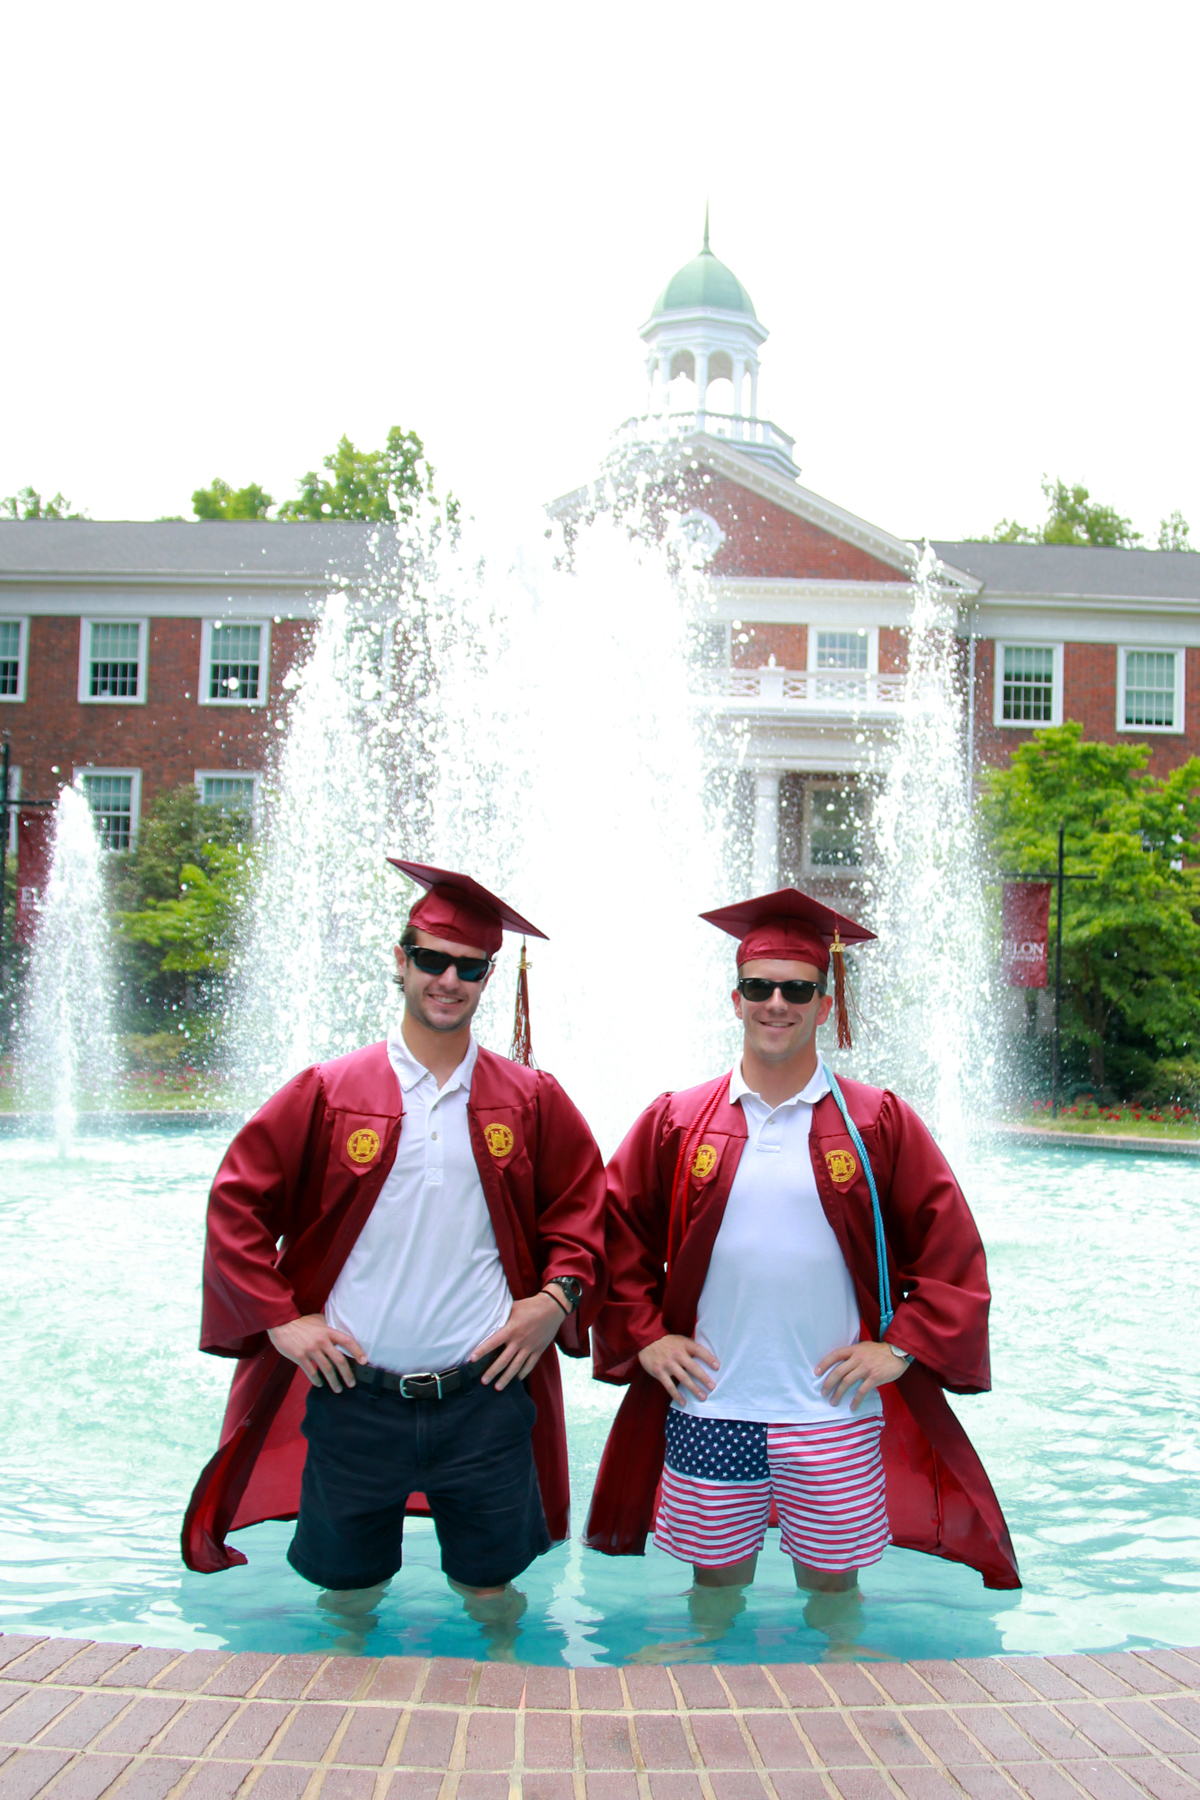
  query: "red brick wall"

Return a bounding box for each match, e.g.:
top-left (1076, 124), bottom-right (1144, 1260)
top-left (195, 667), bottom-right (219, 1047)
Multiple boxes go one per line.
top-left (731, 623), bottom-right (807, 669)
top-left (879, 628), bottom-right (908, 674)
top-left (671, 472), bottom-right (906, 582)
top-left (972, 639), bottom-right (1200, 782)
top-left (6, 615), bottom-right (311, 820)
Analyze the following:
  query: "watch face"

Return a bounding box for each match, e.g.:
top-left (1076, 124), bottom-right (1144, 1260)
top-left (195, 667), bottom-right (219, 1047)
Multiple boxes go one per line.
top-left (555, 1278), bottom-right (582, 1304)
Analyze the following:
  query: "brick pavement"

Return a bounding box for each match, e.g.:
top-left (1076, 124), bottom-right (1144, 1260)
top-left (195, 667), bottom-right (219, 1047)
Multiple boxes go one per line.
top-left (2, 1636), bottom-right (1197, 1800)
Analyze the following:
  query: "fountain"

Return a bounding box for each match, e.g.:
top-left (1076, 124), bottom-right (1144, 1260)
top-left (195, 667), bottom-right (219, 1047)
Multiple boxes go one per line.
top-left (850, 542), bottom-right (998, 1157)
top-left (18, 782), bottom-right (122, 1151)
top-left (233, 500), bottom-right (737, 1151)
top-left (2, 485), bottom-right (1197, 1668)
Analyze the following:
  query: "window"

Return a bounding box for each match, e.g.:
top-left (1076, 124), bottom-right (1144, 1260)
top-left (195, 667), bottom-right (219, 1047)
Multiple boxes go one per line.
top-left (196, 771), bottom-right (260, 821)
top-left (76, 769), bottom-right (141, 851)
top-left (1119, 647), bottom-right (1184, 733)
top-left (0, 619), bottom-right (28, 701)
top-left (808, 783), bottom-right (866, 870)
top-left (200, 619), bottom-right (270, 705)
top-left (993, 642), bottom-right (1063, 727)
top-left (78, 620), bottom-right (147, 705)
top-left (815, 630), bottom-right (868, 671)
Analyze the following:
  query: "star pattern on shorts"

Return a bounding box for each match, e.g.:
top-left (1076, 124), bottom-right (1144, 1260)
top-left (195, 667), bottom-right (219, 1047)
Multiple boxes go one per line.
top-left (664, 1411), bottom-right (770, 1482)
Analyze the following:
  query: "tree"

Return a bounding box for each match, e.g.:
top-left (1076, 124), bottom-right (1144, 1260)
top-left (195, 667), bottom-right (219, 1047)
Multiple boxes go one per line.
top-left (192, 478), bottom-right (275, 520)
top-left (113, 784), bottom-right (256, 1010)
top-left (121, 845), bottom-right (256, 974)
top-left (277, 426), bottom-right (456, 526)
top-left (977, 722), bottom-right (1200, 1090)
top-left (1157, 509), bottom-right (1194, 552)
top-left (986, 477), bottom-right (1144, 547)
top-left (1, 485), bottom-right (86, 519)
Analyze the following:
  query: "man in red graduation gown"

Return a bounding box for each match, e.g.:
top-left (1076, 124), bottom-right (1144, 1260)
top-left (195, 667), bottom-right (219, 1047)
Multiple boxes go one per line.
top-left (184, 861), bottom-right (607, 1628)
top-left (585, 887), bottom-right (1019, 1607)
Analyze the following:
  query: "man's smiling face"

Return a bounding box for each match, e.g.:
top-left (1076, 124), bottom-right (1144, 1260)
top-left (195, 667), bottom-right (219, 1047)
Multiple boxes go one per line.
top-left (732, 958), bottom-right (834, 1067)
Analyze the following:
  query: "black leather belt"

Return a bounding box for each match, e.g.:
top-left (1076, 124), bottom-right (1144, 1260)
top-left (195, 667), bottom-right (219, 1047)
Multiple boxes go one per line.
top-left (353, 1344), bottom-right (502, 1400)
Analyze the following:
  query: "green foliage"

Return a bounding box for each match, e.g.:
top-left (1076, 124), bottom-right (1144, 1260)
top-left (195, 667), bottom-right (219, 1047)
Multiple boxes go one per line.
top-left (112, 784), bottom-right (256, 1008)
top-left (192, 477), bottom-right (275, 520)
top-left (986, 477), bottom-right (1145, 547)
top-left (121, 846), bottom-right (256, 973)
top-left (1157, 509), bottom-right (1194, 552)
top-left (978, 722), bottom-right (1200, 1089)
top-left (1, 485), bottom-right (86, 520)
top-left (277, 426), bottom-right (457, 526)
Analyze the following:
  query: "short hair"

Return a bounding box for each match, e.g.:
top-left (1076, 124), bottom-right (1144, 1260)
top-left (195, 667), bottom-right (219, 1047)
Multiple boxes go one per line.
top-left (392, 922), bottom-right (418, 986)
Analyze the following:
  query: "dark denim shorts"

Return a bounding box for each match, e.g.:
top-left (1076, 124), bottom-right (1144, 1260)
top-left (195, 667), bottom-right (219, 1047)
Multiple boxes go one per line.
top-left (287, 1368), bottom-right (550, 1591)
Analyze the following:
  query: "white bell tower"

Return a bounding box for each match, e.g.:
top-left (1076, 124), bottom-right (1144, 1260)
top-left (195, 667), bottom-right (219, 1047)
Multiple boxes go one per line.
top-left (639, 211), bottom-right (796, 480)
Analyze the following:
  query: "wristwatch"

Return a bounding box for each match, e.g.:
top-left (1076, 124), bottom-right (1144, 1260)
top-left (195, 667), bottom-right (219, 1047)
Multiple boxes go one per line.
top-left (544, 1276), bottom-right (583, 1315)
top-left (888, 1342), bottom-right (914, 1366)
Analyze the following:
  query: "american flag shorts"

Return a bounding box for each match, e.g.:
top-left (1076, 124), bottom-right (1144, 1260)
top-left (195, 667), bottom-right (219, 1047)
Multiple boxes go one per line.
top-left (654, 1409), bottom-right (890, 1572)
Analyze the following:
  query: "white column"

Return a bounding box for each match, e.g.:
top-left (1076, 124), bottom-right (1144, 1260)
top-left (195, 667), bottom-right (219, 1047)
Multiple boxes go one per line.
top-left (752, 771), bottom-right (781, 893)
top-left (748, 362), bottom-right (759, 423)
top-left (732, 358), bottom-right (745, 435)
top-left (695, 350), bottom-right (709, 427)
top-left (657, 352), bottom-right (671, 410)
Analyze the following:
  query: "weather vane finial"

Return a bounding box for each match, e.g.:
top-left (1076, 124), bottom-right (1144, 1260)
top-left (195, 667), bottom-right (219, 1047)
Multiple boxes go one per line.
top-left (702, 201), bottom-right (710, 253)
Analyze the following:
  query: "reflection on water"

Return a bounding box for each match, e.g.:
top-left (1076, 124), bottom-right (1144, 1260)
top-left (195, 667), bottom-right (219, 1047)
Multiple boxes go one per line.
top-left (2, 1122), bottom-right (1196, 1663)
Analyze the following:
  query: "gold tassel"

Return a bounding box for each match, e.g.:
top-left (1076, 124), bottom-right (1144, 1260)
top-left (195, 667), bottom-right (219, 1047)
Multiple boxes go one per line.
top-left (509, 938), bottom-right (535, 1066)
top-left (831, 929), bottom-right (852, 1051)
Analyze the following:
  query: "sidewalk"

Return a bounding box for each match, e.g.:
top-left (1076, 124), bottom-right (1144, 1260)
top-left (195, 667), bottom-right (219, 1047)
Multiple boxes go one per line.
top-left (2, 1635), bottom-right (1198, 1800)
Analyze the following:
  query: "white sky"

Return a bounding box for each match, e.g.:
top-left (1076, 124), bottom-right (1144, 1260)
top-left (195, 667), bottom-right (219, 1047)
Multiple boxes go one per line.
top-left (2, 1), bottom-right (1197, 548)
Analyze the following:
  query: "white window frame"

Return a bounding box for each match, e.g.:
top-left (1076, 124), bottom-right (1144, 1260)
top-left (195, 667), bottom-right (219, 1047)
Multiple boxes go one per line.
top-left (803, 779), bottom-right (867, 875)
top-left (1117, 645), bottom-right (1185, 735)
top-left (77, 618), bottom-right (148, 706)
top-left (993, 640), bottom-right (1064, 728)
top-left (194, 769), bottom-right (262, 821)
top-left (198, 618), bottom-right (271, 707)
top-left (0, 617), bottom-right (29, 702)
top-left (807, 626), bottom-right (878, 676)
top-left (74, 766), bottom-right (143, 851)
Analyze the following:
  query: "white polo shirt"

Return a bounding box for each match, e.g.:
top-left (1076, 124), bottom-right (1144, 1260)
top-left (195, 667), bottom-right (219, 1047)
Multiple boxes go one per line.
top-left (325, 1026), bottom-right (513, 1375)
top-left (676, 1060), bottom-right (881, 1425)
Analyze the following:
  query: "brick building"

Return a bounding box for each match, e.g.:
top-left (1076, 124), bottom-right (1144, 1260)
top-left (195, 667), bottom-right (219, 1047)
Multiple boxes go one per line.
top-left (2, 227), bottom-right (1197, 904)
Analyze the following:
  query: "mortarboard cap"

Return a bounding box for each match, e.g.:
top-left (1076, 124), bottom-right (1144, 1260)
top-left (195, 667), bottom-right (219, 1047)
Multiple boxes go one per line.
top-left (388, 859), bottom-right (548, 958)
top-left (700, 887), bottom-right (876, 1050)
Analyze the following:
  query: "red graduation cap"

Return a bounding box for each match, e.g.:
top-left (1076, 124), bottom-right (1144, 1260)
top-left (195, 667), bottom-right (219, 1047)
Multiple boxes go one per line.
top-left (388, 859), bottom-right (548, 957)
top-left (700, 887), bottom-right (876, 1050)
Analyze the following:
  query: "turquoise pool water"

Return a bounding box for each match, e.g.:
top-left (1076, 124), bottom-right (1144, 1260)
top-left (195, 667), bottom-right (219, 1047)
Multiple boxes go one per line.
top-left (2, 1121), bottom-right (1197, 1664)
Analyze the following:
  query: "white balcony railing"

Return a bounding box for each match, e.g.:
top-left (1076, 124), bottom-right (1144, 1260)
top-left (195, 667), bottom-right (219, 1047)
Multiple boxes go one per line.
top-left (617, 411), bottom-right (799, 476)
top-left (716, 669), bottom-right (908, 712)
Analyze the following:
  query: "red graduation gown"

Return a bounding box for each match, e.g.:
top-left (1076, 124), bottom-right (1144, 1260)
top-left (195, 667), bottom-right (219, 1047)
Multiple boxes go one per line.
top-left (183, 1041), bottom-right (607, 1574)
top-left (584, 1071), bottom-right (1020, 1591)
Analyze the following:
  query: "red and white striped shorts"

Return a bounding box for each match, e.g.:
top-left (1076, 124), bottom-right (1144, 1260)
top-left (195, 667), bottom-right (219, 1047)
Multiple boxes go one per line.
top-left (654, 1410), bottom-right (889, 1571)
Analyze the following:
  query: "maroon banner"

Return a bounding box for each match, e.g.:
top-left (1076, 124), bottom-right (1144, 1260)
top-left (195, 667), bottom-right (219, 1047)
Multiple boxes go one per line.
top-left (15, 811), bottom-right (53, 945)
top-left (1001, 882), bottom-right (1050, 987)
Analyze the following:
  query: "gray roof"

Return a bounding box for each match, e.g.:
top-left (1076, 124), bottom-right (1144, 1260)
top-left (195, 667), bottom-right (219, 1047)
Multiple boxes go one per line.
top-left (932, 540), bottom-right (1200, 601)
top-left (0, 520), bottom-right (389, 580)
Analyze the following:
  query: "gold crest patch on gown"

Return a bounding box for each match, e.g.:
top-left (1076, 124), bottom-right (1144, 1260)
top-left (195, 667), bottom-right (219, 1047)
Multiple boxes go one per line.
top-left (485, 1123), bottom-right (515, 1157)
top-left (346, 1128), bottom-right (381, 1165)
top-left (825, 1148), bottom-right (857, 1184)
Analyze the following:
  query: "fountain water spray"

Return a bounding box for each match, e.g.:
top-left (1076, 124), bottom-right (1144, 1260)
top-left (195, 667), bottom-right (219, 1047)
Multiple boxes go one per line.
top-left (853, 544), bottom-right (996, 1156)
top-left (232, 504), bottom-right (736, 1152)
top-left (20, 783), bottom-right (122, 1150)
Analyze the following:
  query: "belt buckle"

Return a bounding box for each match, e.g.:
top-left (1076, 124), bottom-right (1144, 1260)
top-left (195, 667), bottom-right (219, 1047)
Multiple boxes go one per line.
top-left (399, 1371), bottom-right (443, 1400)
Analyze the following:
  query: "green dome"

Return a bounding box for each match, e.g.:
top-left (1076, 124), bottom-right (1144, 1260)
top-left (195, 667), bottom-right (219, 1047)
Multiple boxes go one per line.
top-left (652, 217), bottom-right (757, 319)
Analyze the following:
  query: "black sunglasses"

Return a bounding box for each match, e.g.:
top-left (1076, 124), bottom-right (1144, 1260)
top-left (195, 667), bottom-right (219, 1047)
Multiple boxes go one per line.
top-left (406, 946), bottom-right (493, 983)
top-left (738, 977), bottom-right (821, 1004)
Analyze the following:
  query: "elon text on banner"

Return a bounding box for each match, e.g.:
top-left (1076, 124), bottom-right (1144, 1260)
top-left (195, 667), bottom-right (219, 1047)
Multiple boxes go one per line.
top-left (1001, 881), bottom-right (1050, 987)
